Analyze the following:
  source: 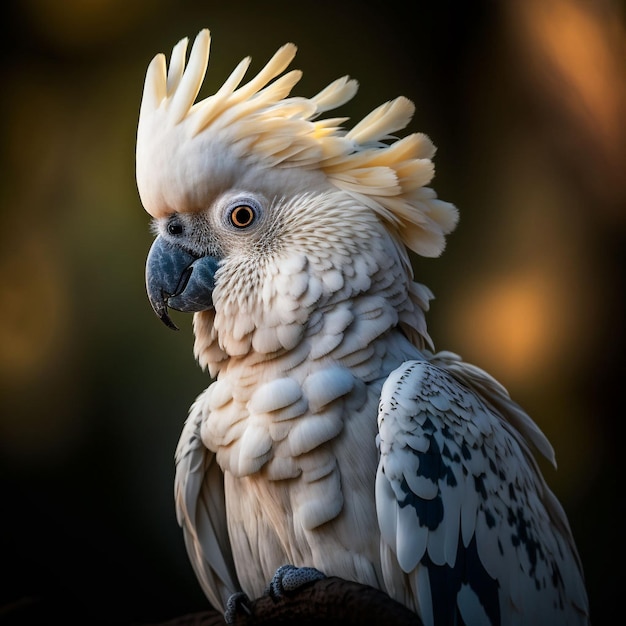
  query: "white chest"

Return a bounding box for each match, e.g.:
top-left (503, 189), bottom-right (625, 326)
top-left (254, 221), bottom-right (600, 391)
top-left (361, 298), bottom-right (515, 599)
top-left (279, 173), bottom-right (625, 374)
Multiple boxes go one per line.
top-left (219, 383), bottom-right (384, 599)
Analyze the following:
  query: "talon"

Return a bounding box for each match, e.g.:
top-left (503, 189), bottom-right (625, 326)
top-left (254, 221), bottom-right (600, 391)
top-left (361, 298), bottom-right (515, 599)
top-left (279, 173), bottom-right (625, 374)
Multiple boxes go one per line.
top-left (268, 564), bottom-right (326, 599)
top-left (224, 590), bottom-right (252, 624)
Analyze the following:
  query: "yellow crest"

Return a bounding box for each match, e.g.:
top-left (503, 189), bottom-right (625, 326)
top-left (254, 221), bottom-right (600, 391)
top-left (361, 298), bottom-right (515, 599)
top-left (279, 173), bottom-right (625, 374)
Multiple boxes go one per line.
top-left (136, 29), bottom-right (458, 257)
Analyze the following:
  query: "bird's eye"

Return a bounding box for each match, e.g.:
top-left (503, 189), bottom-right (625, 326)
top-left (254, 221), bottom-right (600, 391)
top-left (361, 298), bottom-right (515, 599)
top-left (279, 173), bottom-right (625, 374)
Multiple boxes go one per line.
top-left (167, 220), bottom-right (184, 236)
top-left (229, 204), bottom-right (257, 229)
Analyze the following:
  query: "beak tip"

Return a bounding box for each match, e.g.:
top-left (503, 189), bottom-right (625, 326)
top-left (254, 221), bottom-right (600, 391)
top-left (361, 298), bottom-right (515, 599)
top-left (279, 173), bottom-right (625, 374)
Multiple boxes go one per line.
top-left (160, 312), bottom-right (180, 331)
top-left (148, 295), bottom-right (180, 331)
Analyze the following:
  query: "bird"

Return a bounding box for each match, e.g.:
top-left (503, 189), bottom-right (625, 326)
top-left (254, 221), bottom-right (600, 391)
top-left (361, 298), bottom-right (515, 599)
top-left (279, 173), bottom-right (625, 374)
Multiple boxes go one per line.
top-left (136, 28), bottom-right (590, 626)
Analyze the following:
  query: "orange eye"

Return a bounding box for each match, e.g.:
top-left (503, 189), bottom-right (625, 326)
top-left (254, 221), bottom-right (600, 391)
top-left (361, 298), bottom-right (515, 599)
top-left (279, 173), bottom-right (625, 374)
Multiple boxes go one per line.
top-left (229, 204), bottom-right (256, 228)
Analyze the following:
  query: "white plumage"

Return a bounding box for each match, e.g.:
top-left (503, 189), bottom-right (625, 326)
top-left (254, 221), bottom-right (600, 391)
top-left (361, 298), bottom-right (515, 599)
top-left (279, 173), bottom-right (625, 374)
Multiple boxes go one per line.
top-left (137, 29), bottom-right (590, 625)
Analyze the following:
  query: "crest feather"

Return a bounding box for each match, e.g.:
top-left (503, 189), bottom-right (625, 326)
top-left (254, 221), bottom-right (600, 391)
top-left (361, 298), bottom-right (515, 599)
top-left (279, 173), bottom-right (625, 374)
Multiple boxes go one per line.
top-left (136, 28), bottom-right (458, 256)
top-left (345, 97), bottom-right (415, 144)
top-left (311, 77), bottom-right (360, 114)
top-left (169, 30), bottom-right (210, 124)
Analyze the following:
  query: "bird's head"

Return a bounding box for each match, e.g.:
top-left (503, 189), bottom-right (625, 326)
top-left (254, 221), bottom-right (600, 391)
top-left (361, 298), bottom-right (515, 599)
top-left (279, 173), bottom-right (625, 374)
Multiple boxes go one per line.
top-left (137, 29), bottom-right (458, 368)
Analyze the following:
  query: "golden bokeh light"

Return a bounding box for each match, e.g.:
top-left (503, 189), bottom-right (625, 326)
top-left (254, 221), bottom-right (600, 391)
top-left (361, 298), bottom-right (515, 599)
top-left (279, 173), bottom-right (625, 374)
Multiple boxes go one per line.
top-left (19, 0), bottom-right (154, 48)
top-left (507, 0), bottom-right (626, 214)
top-left (450, 269), bottom-right (571, 384)
top-left (0, 231), bottom-right (69, 383)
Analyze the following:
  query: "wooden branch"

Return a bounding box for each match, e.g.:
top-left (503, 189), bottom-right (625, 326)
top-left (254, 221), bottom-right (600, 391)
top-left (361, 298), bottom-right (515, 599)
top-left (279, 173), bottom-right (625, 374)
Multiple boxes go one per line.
top-left (148, 577), bottom-right (421, 625)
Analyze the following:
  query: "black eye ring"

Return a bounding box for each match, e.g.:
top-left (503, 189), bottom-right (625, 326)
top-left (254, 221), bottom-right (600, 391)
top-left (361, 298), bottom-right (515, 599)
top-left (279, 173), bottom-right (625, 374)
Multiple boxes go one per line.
top-left (229, 204), bottom-right (256, 229)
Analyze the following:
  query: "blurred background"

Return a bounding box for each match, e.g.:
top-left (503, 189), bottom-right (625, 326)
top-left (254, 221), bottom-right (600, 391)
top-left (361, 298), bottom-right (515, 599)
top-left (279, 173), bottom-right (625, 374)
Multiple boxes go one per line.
top-left (0, 0), bottom-right (623, 624)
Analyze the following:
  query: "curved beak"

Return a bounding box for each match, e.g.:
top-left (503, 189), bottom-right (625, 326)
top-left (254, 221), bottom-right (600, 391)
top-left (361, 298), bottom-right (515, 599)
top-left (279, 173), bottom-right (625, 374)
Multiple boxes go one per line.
top-left (145, 235), bottom-right (219, 330)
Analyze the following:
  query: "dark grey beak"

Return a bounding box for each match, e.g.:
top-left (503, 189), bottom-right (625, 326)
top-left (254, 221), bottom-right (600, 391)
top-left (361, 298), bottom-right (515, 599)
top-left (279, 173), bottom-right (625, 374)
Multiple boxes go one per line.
top-left (145, 235), bottom-right (219, 330)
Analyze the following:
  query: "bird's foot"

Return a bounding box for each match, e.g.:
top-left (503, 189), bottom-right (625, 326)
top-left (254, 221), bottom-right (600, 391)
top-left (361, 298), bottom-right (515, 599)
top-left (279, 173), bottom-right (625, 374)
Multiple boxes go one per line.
top-left (266, 564), bottom-right (327, 600)
top-left (224, 591), bottom-right (252, 624)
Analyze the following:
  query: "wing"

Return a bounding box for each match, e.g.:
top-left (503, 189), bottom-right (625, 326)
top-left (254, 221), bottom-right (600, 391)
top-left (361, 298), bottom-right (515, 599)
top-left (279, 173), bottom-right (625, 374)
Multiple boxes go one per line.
top-left (174, 388), bottom-right (240, 613)
top-left (375, 356), bottom-right (589, 626)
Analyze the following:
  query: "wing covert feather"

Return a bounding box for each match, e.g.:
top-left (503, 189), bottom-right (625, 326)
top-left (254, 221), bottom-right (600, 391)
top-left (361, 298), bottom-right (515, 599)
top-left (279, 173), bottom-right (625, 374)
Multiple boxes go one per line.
top-left (376, 359), bottom-right (589, 626)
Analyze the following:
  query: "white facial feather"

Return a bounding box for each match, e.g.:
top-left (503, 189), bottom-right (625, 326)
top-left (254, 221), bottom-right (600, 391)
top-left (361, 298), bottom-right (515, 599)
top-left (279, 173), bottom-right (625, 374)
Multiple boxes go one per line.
top-left (168, 188), bottom-right (421, 364)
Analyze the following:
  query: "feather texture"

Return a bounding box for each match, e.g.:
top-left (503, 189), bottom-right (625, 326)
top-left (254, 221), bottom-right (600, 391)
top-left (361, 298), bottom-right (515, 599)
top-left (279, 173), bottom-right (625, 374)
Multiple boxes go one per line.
top-left (376, 360), bottom-right (588, 626)
top-left (136, 29), bottom-right (457, 256)
top-left (138, 28), bottom-right (590, 626)
top-left (175, 391), bottom-right (239, 611)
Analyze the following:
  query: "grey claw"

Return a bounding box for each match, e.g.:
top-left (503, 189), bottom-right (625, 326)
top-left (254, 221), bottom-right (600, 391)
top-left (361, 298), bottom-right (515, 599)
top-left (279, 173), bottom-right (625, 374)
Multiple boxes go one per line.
top-left (268, 564), bottom-right (326, 599)
top-left (224, 591), bottom-right (252, 624)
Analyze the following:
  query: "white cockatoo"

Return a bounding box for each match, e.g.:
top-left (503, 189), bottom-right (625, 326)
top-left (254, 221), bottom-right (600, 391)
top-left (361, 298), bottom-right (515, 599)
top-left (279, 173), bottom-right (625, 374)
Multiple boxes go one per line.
top-left (137, 29), bottom-right (590, 626)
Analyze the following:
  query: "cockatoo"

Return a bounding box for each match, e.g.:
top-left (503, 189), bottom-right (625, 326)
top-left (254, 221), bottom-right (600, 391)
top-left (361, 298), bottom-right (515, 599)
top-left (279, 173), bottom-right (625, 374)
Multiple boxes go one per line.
top-left (137, 29), bottom-right (590, 626)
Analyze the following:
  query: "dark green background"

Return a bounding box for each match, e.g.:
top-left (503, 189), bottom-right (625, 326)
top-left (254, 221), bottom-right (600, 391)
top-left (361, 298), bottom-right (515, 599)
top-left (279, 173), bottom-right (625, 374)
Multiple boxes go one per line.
top-left (1, 1), bottom-right (623, 624)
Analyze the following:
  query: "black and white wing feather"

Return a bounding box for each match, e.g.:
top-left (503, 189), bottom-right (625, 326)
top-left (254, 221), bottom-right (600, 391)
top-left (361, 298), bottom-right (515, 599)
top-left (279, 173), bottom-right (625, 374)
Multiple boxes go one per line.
top-left (376, 356), bottom-right (589, 626)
